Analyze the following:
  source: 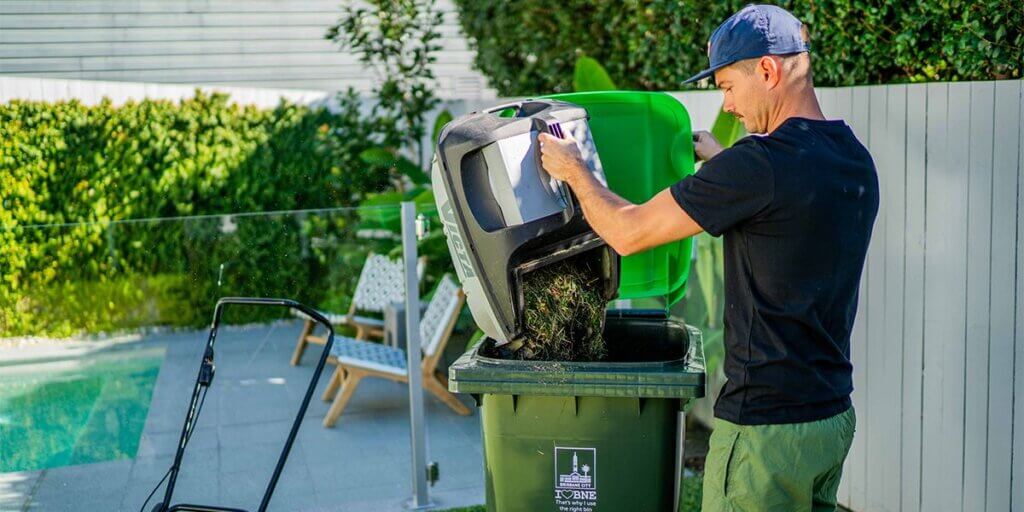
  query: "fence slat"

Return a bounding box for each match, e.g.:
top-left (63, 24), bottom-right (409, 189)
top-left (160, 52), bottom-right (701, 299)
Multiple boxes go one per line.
top-left (817, 84), bottom-right (851, 507)
top-left (864, 84), bottom-right (889, 511)
top-left (901, 82), bottom-right (928, 512)
top-left (946, 80), bottom-right (970, 512)
top-left (846, 85), bottom-right (870, 512)
top-left (949, 81), bottom-right (973, 512)
top-left (963, 81), bottom-right (995, 512)
top-left (1012, 80), bottom-right (1024, 512)
top-left (816, 87), bottom-right (837, 119)
top-left (986, 78), bottom-right (1020, 512)
top-left (921, 82), bottom-right (950, 510)
top-left (881, 84), bottom-right (908, 510)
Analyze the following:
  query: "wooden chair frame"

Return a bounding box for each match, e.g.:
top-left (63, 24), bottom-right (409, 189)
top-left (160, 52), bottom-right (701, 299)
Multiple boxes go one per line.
top-left (321, 286), bottom-right (469, 427)
top-left (290, 253), bottom-right (424, 366)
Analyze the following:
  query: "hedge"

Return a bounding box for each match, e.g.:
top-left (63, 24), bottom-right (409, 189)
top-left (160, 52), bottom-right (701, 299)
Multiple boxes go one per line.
top-left (0, 92), bottom-right (398, 336)
top-left (453, 0), bottom-right (1023, 96)
top-left (0, 91), bottom-right (387, 226)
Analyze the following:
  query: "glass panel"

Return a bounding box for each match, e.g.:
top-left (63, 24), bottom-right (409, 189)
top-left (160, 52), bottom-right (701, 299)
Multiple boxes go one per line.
top-left (2, 206), bottom-right (402, 337)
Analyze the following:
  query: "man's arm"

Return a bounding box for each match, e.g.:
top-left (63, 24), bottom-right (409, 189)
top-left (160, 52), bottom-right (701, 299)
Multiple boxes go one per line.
top-left (537, 131), bottom-right (704, 256)
top-left (564, 169), bottom-right (703, 256)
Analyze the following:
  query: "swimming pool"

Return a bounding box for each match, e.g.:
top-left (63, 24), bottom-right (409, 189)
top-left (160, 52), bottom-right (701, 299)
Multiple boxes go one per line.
top-left (0, 346), bottom-right (164, 473)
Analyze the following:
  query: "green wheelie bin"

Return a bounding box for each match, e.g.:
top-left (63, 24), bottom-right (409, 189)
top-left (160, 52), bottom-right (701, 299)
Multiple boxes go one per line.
top-left (449, 310), bottom-right (704, 512)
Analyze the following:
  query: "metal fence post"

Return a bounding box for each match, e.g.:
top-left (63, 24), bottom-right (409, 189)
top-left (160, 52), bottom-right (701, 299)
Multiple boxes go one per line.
top-left (673, 409), bottom-right (687, 512)
top-left (402, 201), bottom-right (433, 510)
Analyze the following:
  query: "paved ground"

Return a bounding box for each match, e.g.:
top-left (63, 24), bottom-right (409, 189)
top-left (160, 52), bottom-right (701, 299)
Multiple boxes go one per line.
top-left (1, 321), bottom-right (484, 511)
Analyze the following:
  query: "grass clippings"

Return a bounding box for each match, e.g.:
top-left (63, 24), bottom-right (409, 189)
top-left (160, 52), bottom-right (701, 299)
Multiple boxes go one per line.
top-left (499, 258), bottom-right (608, 362)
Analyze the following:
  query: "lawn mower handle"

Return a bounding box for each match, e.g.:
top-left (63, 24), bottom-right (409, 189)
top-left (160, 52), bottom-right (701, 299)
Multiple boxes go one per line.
top-left (153, 297), bottom-right (335, 512)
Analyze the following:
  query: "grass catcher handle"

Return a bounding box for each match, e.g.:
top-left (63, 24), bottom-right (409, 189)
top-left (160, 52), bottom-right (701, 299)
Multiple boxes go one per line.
top-left (482, 99), bottom-right (554, 118)
top-left (532, 116), bottom-right (578, 220)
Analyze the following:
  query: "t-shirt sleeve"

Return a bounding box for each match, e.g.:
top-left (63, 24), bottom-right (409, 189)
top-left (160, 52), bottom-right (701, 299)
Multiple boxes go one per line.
top-left (670, 138), bottom-right (774, 237)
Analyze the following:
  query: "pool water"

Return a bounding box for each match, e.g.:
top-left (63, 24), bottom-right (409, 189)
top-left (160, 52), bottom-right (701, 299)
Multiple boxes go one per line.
top-left (0, 346), bottom-right (164, 473)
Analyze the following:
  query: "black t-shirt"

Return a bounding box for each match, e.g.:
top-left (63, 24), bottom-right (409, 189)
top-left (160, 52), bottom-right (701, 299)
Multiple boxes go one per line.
top-left (671, 117), bottom-right (879, 425)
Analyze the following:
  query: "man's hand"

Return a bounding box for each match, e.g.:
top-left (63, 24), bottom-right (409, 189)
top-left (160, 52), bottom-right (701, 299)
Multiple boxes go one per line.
top-left (538, 132), bottom-right (587, 184)
top-left (536, 130), bottom-right (704, 257)
top-left (692, 130), bottom-right (724, 162)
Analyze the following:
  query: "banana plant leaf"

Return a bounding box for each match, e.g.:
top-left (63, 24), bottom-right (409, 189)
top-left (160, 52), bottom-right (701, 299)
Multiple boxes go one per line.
top-left (432, 109), bottom-right (453, 145)
top-left (573, 56), bottom-right (617, 92)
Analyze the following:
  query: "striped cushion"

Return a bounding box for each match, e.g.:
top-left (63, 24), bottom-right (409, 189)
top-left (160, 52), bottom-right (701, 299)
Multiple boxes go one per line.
top-left (330, 337), bottom-right (408, 376)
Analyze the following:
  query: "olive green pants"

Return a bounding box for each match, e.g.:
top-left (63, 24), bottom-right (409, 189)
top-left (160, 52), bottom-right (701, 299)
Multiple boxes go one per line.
top-left (701, 407), bottom-right (856, 512)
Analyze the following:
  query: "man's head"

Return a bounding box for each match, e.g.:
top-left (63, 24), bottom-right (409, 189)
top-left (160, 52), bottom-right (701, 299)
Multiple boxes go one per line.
top-left (684, 5), bottom-right (814, 134)
top-left (715, 51), bottom-right (813, 133)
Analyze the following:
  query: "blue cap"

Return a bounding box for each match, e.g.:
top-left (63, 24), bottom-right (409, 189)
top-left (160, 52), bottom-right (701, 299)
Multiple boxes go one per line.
top-left (683, 4), bottom-right (809, 85)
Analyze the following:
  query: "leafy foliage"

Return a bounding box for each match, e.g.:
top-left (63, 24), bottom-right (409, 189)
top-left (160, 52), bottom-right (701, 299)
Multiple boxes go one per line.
top-left (326, 0), bottom-right (459, 295)
top-left (0, 92), bottom-right (394, 336)
top-left (453, 0), bottom-right (1022, 95)
top-left (2, 1), bottom-right (463, 338)
top-left (0, 91), bottom-right (385, 227)
top-left (573, 57), bottom-right (618, 92)
top-left (327, 0), bottom-right (445, 178)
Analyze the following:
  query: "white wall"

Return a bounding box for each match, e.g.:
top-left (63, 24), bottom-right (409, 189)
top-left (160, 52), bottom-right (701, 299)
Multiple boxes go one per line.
top-left (0, 0), bottom-right (497, 99)
top-left (0, 75), bottom-right (333, 108)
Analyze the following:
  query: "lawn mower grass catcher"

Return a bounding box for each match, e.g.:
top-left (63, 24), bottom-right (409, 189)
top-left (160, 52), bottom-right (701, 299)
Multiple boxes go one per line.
top-left (142, 297), bottom-right (335, 512)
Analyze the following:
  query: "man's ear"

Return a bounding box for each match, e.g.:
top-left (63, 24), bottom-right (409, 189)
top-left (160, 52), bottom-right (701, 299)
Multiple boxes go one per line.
top-left (759, 56), bottom-right (783, 89)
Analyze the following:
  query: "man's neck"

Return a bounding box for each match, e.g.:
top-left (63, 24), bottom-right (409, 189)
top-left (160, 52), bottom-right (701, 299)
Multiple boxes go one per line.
top-left (767, 88), bottom-right (826, 133)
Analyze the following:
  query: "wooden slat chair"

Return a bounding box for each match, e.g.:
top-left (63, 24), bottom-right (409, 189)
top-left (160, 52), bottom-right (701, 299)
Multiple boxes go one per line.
top-left (291, 253), bottom-right (424, 366)
top-left (321, 274), bottom-right (470, 427)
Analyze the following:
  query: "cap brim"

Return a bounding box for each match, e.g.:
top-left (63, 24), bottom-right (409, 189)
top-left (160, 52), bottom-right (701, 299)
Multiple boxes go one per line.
top-left (682, 68), bottom-right (714, 85)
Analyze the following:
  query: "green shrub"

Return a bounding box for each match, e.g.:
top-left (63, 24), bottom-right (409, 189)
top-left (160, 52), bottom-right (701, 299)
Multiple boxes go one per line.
top-left (2, 209), bottom-right (396, 337)
top-left (0, 91), bottom-right (396, 336)
top-left (453, 0), bottom-right (1022, 95)
top-left (0, 90), bottom-right (384, 226)
top-left (17, 274), bottom-right (200, 336)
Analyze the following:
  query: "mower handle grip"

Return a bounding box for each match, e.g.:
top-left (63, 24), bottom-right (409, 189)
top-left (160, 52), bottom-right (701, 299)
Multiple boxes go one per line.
top-left (211, 297), bottom-right (334, 338)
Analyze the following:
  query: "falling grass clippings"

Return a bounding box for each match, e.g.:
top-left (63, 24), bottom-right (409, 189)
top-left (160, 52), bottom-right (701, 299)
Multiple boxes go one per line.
top-left (495, 258), bottom-right (609, 362)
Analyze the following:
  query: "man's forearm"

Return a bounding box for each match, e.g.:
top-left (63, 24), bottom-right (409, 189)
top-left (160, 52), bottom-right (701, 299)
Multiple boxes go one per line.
top-left (566, 166), bottom-right (644, 256)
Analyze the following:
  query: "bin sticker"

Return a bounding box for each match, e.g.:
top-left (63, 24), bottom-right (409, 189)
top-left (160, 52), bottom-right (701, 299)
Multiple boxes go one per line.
top-left (554, 446), bottom-right (598, 511)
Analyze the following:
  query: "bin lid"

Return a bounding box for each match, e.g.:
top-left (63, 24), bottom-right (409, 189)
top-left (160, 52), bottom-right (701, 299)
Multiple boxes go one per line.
top-left (542, 91), bottom-right (695, 307)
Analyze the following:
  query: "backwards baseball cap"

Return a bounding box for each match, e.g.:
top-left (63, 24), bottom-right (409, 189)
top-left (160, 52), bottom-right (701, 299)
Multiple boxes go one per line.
top-left (683, 4), bottom-right (809, 85)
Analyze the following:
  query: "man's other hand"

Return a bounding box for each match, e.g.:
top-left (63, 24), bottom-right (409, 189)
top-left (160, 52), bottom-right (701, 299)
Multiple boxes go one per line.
top-left (538, 132), bottom-right (586, 184)
top-left (692, 130), bottom-right (724, 162)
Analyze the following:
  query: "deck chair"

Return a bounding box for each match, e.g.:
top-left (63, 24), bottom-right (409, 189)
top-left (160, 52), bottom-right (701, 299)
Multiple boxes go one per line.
top-left (291, 253), bottom-right (425, 366)
top-left (321, 274), bottom-right (470, 427)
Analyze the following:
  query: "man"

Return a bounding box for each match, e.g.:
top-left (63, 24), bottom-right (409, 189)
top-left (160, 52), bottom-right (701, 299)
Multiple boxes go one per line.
top-left (538, 4), bottom-right (878, 511)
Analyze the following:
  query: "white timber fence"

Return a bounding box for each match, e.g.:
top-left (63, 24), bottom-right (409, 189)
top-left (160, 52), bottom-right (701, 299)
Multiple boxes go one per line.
top-left (819, 81), bottom-right (1023, 512)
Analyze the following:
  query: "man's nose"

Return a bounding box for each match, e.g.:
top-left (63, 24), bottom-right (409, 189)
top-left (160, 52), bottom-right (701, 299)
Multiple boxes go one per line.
top-left (722, 97), bottom-right (735, 114)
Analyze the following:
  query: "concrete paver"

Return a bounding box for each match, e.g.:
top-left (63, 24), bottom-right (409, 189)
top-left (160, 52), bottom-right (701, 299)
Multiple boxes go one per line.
top-left (3, 321), bottom-right (484, 511)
